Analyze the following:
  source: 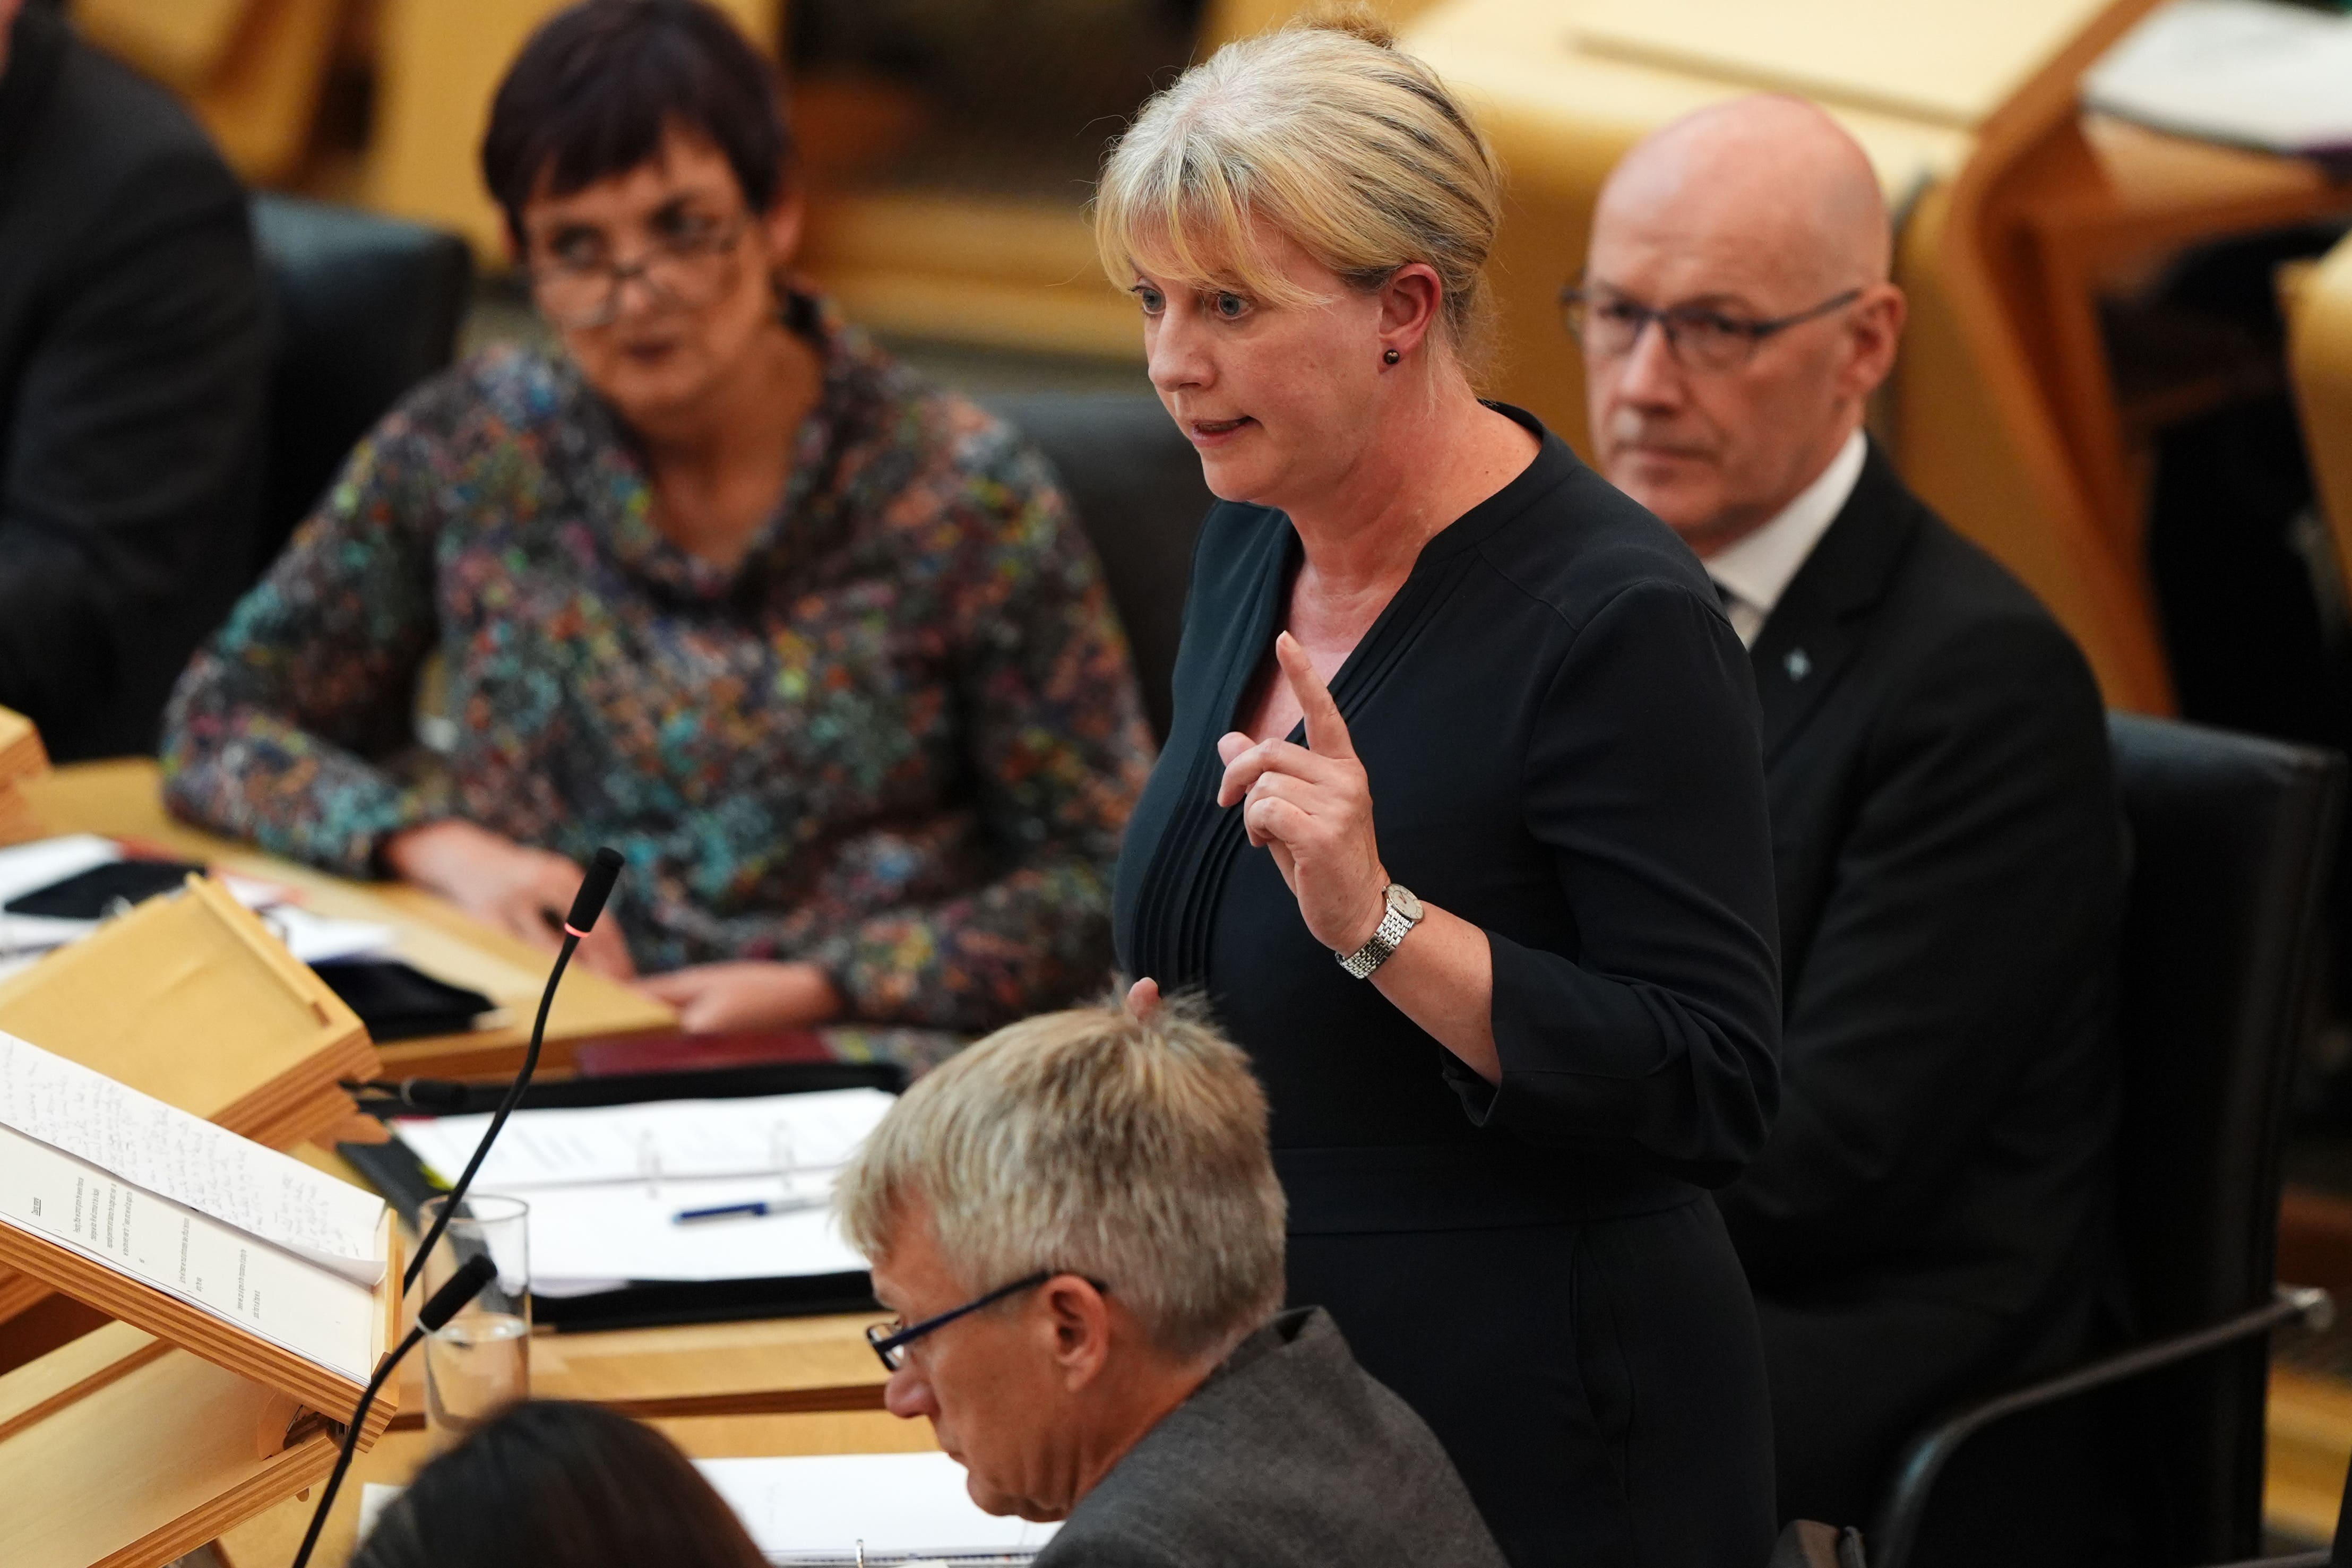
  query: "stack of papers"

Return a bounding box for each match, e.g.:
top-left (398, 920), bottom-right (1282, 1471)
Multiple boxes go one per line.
top-left (359, 1452), bottom-right (1058, 1565)
top-left (390, 1090), bottom-right (898, 1296)
top-left (0, 835), bottom-right (396, 980)
top-left (0, 1031), bottom-right (388, 1379)
top-left (2085, 0), bottom-right (2352, 159)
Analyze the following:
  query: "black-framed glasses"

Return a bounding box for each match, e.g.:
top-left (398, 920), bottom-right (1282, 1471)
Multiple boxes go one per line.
top-left (527, 212), bottom-right (752, 331)
top-left (1559, 283), bottom-right (1863, 373)
top-left (865, 1271), bottom-right (1113, 1372)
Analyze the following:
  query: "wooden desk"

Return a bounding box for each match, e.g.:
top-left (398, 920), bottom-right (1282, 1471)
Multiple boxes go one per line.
top-left (281, 1143), bottom-right (890, 1428)
top-left (1397, 0), bottom-right (2352, 716)
top-left (18, 759), bottom-right (675, 1079)
top-left (1955, 112), bottom-right (2352, 675)
top-left (2, 766), bottom-right (899, 1560)
top-left (212, 1408), bottom-right (935, 1568)
top-left (2289, 231), bottom-right (2352, 606)
top-left (371, 1313), bottom-right (890, 1434)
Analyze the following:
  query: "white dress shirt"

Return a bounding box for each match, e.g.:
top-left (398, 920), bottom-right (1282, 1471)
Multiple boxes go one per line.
top-left (1703, 428), bottom-right (1867, 648)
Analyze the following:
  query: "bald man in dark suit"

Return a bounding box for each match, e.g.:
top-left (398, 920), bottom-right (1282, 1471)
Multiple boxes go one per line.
top-left (1574, 96), bottom-right (2125, 1555)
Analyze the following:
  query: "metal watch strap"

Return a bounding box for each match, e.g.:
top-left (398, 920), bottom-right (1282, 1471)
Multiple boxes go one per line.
top-left (1337, 885), bottom-right (1421, 979)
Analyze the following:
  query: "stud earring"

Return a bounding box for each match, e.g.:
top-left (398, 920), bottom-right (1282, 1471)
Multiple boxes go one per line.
top-left (1382, 348), bottom-right (1401, 365)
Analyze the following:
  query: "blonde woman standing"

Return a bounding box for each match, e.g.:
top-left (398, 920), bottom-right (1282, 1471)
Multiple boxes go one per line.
top-left (1105, 20), bottom-right (1780, 1567)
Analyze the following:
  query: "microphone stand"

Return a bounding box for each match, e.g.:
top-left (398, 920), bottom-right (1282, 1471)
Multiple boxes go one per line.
top-left (402, 847), bottom-right (624, 1294)
top-left (289, 1254), bottom-right (497, 1568)
top-left (292, 847), bottom-right (626, 1565)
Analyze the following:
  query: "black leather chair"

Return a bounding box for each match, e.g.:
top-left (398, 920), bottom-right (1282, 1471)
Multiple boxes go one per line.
top-left (981, 392), bottom-right (1213, 744)
top-left (1868, 714), bottom-right (2345, 1568)
top-left (251, 195), bottom-right (472, 572)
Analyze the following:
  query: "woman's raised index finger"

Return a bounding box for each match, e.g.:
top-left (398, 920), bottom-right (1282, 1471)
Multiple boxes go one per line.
top-left (1276, 632), bottom-right (1354, 759)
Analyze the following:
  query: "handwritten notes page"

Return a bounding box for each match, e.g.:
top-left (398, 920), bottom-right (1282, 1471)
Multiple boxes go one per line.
top-left (0, 1125), bottom-right (381, 1379)
top-left (0, 1031), bottom-right (385, 1283)
top-left (0, 1030), bottom-right (386, 1379)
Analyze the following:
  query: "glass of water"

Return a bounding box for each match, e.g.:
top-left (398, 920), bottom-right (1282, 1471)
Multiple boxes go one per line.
top-left (418, 1192), bottom-right (531, 1450)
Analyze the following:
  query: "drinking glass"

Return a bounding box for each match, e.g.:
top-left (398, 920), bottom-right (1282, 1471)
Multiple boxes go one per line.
top-left (418, 1192), bottom-right (531, 1450)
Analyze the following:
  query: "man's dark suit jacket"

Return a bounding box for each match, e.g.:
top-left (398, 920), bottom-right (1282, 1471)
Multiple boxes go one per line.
top-left (1032, 1307), bottom-right (1508, 1566)
top-left (1712, 441), bottom-right (2125, 1535)
top-left (0, 2), bottom-right (264, 760)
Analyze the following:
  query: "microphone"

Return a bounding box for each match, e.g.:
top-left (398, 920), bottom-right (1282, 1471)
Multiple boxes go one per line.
top-left (297, 849), bottom-right (624, 1568)
top-left (418, 1252), bottom-right (502, 1333)
top-left (290, 1253), bottom-right (498, 1568)
top-left (566, 846), bottom-right (625, 936)
top-left (403, 846), bottom-right (625, 1295)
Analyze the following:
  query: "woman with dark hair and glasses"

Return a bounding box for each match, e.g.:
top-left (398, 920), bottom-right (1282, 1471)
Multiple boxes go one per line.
top-left (162, 0), bottom-right (1152, 1034)
top-left (351, 1401), bottom-right (764, 1568)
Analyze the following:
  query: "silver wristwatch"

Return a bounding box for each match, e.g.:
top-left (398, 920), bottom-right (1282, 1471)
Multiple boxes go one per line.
top-left (1336, 884), bottom-right (1424, 979)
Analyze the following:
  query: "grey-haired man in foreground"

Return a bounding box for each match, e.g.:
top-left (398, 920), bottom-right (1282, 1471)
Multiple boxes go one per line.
top-left (834, 1000), bottom-right (1508, 1566)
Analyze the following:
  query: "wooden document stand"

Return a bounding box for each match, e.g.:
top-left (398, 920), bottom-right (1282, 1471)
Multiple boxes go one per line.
top-left (0, 876), bottom-right (378, 1329)
top-left (0, 1235), bottom-right (403, 1568)
top-left (3, 1325), bottom-right (363, 1568)
top-left (0, 938), bottom-right (402, 1567)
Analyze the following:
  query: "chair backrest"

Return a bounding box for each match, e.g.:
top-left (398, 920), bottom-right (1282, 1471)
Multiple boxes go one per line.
top-left (982, 393), bottom-right (1214, 745)
top-left (250, 195), bottom-right (472, 572)
top-left (2106, 712), bottom-right (2344, 1563)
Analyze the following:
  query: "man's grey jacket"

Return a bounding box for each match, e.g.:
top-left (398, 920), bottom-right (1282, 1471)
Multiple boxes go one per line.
top-left (1033, 1306), bottom-right (1507, 1566)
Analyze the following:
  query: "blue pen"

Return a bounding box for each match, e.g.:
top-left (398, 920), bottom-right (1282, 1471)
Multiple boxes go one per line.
top-left (672, 1194), bottom-right (826, 1225)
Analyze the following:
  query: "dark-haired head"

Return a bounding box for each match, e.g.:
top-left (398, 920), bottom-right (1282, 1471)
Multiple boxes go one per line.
top-left (478, 0), bottom-right (816, 434)
top-left (350, 1400), bottom-right (766, 1568)
top-left (481, 0), bottom-right (792, 251)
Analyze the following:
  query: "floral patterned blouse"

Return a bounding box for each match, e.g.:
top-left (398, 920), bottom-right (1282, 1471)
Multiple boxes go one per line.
top-left (161, 294), bottom-right (1155, 1030)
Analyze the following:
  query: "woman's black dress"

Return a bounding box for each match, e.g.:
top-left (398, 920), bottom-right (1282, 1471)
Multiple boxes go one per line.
top-left (1113, 409), bottom-right (1782, 1568)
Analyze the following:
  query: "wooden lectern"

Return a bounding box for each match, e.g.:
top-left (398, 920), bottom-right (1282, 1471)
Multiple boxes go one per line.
top-left (0, 1213), bottom-right (403, 1568)
top-left (0, 1322), bottom-right (381, 1568)
top-left (0, 871), bottom-right (398, 1567)
top-left (0, 876), bottom-right (378, 1330)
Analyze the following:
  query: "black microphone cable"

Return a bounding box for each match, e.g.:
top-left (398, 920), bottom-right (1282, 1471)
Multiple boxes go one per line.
top-left (292, 848), bottom-right (625, 1564)
top-left (289, 1252), bottom-right (498, 1568)
top-left (401, 847), bottom-right (624, 1295)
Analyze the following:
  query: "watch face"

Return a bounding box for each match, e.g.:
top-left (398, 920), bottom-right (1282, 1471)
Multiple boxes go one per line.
top-left (1387, 884), bottom-right (1423, 921)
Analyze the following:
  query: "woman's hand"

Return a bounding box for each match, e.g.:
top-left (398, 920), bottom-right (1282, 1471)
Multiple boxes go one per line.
top-left (1216, 632), bottom-right (1390, 955)
top-left (637, 961), bottom-right (844, 1033)
top-left (382, 820), bottom-right (637, 980)
top-left (1213, 633), bottom-right (1500, 1081)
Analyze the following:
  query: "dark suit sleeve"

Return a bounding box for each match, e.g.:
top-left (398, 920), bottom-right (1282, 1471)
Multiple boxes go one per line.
top-left (0, 141), bottom-right (263, 741)
top-left (1446, 581), bottom-right (1784, 1186)
top-left (1713, 613), bottom-right (2118, 1276)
